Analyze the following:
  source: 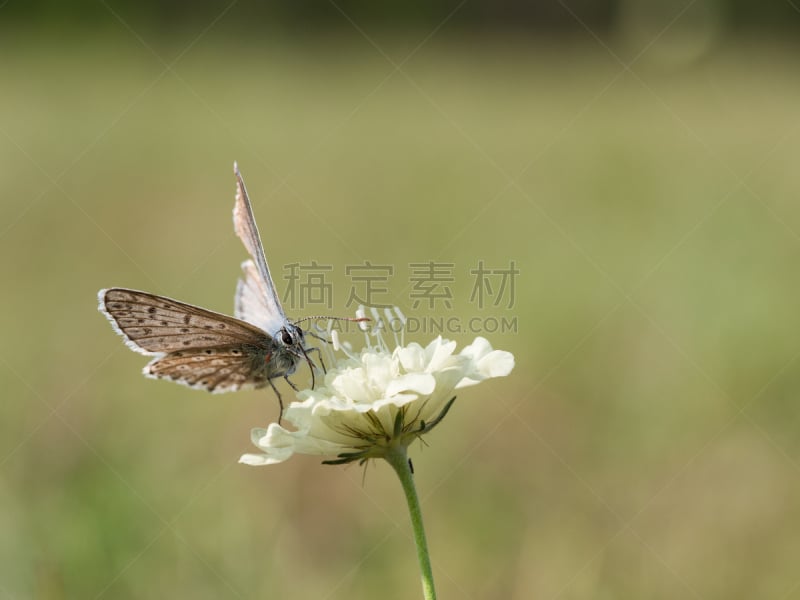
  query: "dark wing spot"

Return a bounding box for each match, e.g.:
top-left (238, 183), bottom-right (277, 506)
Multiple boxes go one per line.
top-left (204, 325), bottom-right (213, 330)
top-left (184, 314), bottom-right (191, 325)
top-left (137, 319), bottom-right (144, 324)
top-left (183, 340), bottom-right (191, 346)
top-left (180, 328), bottom-right (190, 333)
top-left (148, 307), bottom-right (156, 314)
top-left (142, 327), bottom-right (152, 335)
top-left (217, 323), bottom-right (226, 329)
top-left (231, 349), bottom-right (241, 355)
top-left (204, 349), bottom-right (213, 355)
top-left (161, 321), bottom-right (168, 326)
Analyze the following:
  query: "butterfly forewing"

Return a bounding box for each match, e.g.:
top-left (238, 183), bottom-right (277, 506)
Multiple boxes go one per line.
top-left (233, 164), bottom-right (287, 334)
top-left (100, 288), bottom-right (268, 354)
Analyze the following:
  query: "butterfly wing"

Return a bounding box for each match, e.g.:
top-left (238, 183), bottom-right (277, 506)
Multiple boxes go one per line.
top-left (99, 288), bottom-right (268, 354)
top-left (234, 259), bottom-right (277, 331)
top-left (232, 163), bottom-right (287, 334)
top-left (98, 288), bottom-right (274, 393)
top-left (144, 346), bottom-right (266, 393)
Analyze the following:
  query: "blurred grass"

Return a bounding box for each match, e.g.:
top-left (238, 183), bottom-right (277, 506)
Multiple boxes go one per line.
top-left (2, 26), bottom-right (800, 599)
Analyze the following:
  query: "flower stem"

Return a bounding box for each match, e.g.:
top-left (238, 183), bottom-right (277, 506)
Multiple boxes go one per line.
top-left (384, 445), bottom-right (437, 600)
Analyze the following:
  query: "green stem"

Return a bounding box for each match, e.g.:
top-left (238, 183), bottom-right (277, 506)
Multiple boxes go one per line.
top-left (384, 444), bottom-right (437, 600)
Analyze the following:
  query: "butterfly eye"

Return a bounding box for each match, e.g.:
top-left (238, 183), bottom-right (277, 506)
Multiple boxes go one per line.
top-left (281, 330), bottom-right (293, 345)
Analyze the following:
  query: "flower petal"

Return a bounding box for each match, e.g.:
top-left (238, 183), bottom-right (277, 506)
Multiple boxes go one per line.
top-left (456, 338), bottom-right (515, 387)
top-left (386, 372), bottom-right (436, 397)
top-left (396, 342), bottom-right (426, 372)
top-left (424, 337), bottom-right (458, 371)
top-left (239, 451), bottom-right (291, 465)
top-left (476, 349), bottom-right (515, 378)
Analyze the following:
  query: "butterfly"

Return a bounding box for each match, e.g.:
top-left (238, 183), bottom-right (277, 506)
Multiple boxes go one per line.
top-left (98, 163), bottom-right (338, 420)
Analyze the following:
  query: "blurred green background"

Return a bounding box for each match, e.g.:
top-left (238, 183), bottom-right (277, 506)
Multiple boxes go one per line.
top-left (3, 1), bottom-right (800, 598)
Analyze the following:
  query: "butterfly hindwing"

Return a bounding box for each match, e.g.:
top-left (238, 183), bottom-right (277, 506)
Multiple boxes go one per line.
top-left (234, 259), bottom-right (278, 331)
top-left (144, 345), bottom-right (269, 393)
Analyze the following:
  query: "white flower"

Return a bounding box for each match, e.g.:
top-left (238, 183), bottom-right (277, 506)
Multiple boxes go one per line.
top-left (240, 310), bottom-right (514, 466)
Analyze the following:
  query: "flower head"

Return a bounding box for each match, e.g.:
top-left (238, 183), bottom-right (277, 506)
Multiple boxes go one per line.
top-left (240, 308), bottom-right (514, 466)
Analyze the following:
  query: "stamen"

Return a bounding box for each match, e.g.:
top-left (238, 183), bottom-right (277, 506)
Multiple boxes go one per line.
top-left (356, 306), bottom-right (369, 331)
top-left (324, 318), bottom-right (336, 366)
top-left (369, 307), bottom-right (387, 352)
top-left (384, 307), bottom-right (401, 348)
top-left (317, 306), bottom-right (411, 371)
top-left (358, 305), bottom-right (371, 349)
top-left (330, 328), bottom-right (358, 361)
top-left (394, 307), bottom-right (407, 346)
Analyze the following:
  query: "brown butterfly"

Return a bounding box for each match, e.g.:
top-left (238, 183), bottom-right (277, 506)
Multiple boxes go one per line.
top-left (98, 163), bottom-right (332, 419)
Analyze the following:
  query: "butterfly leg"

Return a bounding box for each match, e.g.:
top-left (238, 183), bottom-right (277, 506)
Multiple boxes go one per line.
top-left (268, 378), bottom-right (285, 424)
top-left (284, 375), bottom-right (299, 392)
top-left (305, 346), bottom-right (327, 374)
top-left (297, 346), bottom-right (318, 390)
top-left (306, 330), bottom-right (332, 344)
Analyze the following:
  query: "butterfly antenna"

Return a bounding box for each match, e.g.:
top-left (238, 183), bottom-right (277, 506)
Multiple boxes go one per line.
top-left (293, 315), bottom-right (371, 326)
